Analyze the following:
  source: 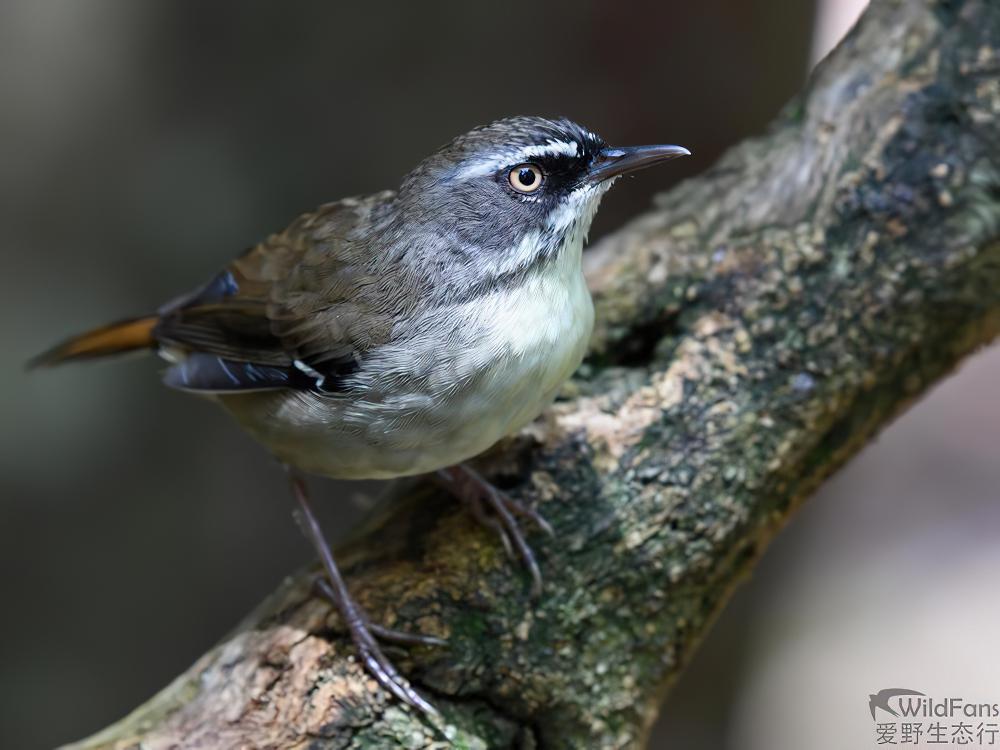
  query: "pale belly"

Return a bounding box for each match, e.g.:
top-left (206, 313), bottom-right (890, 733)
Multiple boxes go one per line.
top-left (219, 263), bottom-right (595, 480)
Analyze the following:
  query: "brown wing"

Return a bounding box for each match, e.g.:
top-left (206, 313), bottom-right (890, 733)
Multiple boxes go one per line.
top-left (155, 191), bottom-right (399, 392)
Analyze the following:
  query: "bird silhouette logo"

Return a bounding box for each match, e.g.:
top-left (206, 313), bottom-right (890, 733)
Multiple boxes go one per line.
top-left (869, 688), bottom-right (925, 720)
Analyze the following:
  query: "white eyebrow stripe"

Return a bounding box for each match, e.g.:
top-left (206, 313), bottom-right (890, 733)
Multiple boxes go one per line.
top-left (517, 139), bottom-right (579, 160)
top-left (452, 139), bottom-right (581, 180)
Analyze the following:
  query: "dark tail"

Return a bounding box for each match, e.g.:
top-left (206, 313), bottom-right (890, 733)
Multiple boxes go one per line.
top-left (28, 316), bottom-right (158, 368)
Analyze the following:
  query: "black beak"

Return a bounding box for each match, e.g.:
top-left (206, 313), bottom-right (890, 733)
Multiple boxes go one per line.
top-left (587, 144), bottom-right (691, 184)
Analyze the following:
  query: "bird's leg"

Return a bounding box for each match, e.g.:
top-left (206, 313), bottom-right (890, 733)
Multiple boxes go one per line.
top-left (436, 464), bottom-right (553, 598)
top-left (287, 471), bottom-right (440, 717)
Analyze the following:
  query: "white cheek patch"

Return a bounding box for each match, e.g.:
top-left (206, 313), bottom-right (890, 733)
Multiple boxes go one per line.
top-left (478, 182), bottom-right (611, 278)
top-left (545, 181), bottom-right (614, 234)
top-left (454, 139), bottom-right (581, 181)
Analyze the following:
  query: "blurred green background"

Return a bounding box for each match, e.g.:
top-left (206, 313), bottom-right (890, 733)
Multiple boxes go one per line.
top-left (2, 1), bottom-right (997, 748)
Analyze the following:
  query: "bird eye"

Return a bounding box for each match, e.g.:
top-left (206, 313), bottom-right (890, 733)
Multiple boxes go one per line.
top-left (508, 163), bottom-right (543, 194)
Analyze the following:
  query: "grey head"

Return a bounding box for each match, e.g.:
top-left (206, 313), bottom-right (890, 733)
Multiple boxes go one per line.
top-left (389, 116), bottom-right (689, 290)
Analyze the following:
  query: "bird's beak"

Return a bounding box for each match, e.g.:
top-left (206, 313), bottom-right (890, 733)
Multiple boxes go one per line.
top-left (586, 144), bottom-right (691, 184)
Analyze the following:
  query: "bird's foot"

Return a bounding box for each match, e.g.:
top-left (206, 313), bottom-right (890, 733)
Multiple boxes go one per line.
top-left (310, 576), bottom-right (446, 648)
top-left (436, 464), bottom-right (553, 598)
top-left (288, 472), bottom-right (441, 718)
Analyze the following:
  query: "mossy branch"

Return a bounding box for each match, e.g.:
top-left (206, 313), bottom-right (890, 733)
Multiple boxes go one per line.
top-left (65, 1), bottom-right (1000, 748)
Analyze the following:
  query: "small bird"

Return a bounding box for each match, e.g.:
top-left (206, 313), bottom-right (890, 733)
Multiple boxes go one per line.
top-left (32, 116), bottom-right (688, 714)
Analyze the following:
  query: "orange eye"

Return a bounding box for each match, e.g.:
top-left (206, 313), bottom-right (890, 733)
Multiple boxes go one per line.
top-left (508, 163), bottom-right (543, 193)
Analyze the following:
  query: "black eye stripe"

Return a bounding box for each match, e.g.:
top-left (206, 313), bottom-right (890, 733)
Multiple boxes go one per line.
top-left (498, 147), bottom-right (594, 199)
top-left (537, 152), bottom-right (588, 175)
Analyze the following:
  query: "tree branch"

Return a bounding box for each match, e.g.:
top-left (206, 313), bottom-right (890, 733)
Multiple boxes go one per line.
top-left (66, 1), bottom-right (1000, 747)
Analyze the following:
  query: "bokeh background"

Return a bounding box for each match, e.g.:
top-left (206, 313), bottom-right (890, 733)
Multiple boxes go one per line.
top-left (1, 1), bottom-right (997, 748)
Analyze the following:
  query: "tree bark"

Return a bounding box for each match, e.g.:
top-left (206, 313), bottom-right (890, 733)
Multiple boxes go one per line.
top-left (67, 1), bottom-right (1000, 748)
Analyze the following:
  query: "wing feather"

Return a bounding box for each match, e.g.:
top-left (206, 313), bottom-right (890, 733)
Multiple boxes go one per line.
top-left (155, 192), bottom-right (400, 392)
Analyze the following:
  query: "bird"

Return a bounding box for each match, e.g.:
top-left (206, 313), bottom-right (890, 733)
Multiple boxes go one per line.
top-left (31, 116), bottom-right (689, 715)
top-left (869, 688), bottom-right (925, 720)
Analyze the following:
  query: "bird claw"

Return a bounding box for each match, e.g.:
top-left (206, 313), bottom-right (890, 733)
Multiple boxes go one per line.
top-left (312, 577), bottom-right (448, 648)
top-left (369, 622), bottom-right (449, 649)
top-left (355, 632), bottom-right (440, 717)
top-left (437, 464), bottom-right (551, 599)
